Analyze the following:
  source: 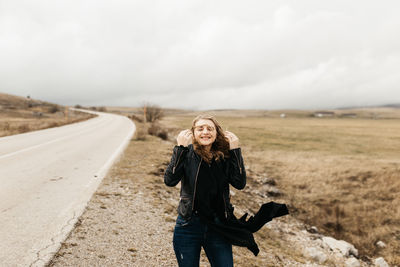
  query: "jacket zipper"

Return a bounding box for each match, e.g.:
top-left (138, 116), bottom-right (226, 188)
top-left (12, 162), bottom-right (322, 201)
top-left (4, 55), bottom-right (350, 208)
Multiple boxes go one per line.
top-left (191, 158), bottom-right (202, 212)
top-left (233, 150), bottom-right (242, 174)
top-left (223, 193), bottom-right (228, 219)
top-left (172, 149), bottom-right (184, 174)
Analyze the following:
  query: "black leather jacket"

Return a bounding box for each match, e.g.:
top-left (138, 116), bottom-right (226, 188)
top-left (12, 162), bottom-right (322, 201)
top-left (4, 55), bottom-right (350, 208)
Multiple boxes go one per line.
top-left (164, 144), bottom-right (246, 220)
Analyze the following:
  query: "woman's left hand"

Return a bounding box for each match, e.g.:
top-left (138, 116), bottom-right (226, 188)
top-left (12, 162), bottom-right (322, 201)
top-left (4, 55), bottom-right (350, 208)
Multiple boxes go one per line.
top-left (225, 131), bottom-right (239, 150)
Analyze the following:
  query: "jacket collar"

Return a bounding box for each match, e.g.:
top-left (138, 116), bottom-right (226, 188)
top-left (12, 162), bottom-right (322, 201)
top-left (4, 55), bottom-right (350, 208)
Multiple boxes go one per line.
top-left (188, 144), bottom-right (202, 161)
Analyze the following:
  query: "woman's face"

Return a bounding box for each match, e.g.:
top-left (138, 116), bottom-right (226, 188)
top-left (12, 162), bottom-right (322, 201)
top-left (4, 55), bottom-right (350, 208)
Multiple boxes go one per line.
top-left (193, 119), bottom-right (217, 147)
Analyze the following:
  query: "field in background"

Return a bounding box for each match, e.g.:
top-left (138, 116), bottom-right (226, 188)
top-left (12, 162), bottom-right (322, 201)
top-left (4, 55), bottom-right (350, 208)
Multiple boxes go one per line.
top-left (154, 108), bottom-right (400, 265)
top-left (4, 94), bottom-right (397, 264)
top-left (0, 93), bottom-right (95, 137)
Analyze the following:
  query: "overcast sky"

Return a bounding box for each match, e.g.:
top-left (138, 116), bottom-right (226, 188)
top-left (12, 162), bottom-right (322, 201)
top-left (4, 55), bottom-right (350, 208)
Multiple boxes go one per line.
top-left (1, 1), bottom-right (399, 110)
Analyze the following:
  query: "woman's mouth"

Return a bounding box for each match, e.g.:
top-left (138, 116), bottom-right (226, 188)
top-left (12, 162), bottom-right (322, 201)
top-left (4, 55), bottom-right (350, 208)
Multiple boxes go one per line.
top-left (201, 136), bottom-right (211, 140)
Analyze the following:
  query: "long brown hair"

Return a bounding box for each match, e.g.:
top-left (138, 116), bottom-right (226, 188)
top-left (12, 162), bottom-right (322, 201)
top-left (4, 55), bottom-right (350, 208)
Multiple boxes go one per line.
top-left (191, 114), bottom-right (230, 163)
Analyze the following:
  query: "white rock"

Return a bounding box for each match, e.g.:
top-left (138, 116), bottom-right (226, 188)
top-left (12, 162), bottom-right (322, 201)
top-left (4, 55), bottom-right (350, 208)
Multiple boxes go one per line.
top-left (345, 257), bottom-right (361, 267)
top-left (266, 186), bottom-right (282, 196)
top-left (322, 236), bottom-right (358, 257)
top-left (313, 239), bottom-right (323, 247)
top-left (374, 257), bottom-right (389, 267)
top-left (376, 241), bottom-right (386, 248)
top-left (304, 247), bottom-right (327, 264)
top-left (321, 240), bottom-right (330, 250)
top-left (263, 177), bottom-right (277, 185)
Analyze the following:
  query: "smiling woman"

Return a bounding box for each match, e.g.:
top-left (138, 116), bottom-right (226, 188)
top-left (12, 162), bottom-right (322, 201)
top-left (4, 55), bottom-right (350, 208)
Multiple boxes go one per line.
top-left (191, 116), bottom-right (236, 165)
top-left (164, 114), bottom-right (289, 267)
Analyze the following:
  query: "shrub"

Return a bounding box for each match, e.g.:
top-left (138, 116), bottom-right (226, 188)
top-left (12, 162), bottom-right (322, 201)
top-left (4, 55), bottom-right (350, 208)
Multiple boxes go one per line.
top-left (148, 123), bottom-right (160, 136)
top-left (135, 127), bottom-right (147, 141)
top-left (18, 124), bottom-right (30, 133)
top-left (148, 122), bottom-right (169, 140)
top-left (2, 122), bottom-right (10, 131)
top-left (129, 114), bottom-right (143, 123)
top-left (157, 130), bottom-right (168, 140)
top-left (47, 122), bottom-right (59, 128)
top-left (48, 105), bottom-right (60, 113)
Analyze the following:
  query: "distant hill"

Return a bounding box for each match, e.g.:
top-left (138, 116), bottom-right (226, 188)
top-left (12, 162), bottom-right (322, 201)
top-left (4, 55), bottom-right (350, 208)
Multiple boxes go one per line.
top-left (0, 92), bottom-right (66, 119)
top-left (0, 92), bottom-right (95, 137)
top-left (337, 103), bottom-right (400, 110)
top-left (0, 92), bottom-right (62, 111)
top-left (381, 103), bottom-right (400, 108)
top-left (0, 92), bottom-right (33, 109)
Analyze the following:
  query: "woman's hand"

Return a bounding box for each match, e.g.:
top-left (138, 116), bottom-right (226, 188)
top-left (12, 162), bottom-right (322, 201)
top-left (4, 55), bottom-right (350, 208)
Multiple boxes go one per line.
top-left (225, 131), bottom-right (239, 149)
top-left (177, 129), bottom-right (193, 147)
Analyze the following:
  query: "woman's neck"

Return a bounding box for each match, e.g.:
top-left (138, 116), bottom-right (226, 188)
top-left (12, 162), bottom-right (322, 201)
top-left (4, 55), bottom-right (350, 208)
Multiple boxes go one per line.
top-left (203, 145), bottom-right (211, 152)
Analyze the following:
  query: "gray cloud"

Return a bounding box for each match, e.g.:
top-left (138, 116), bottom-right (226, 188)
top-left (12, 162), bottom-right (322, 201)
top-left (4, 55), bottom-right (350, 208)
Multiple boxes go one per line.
top-left (1, 0), bottom-right (399, 110)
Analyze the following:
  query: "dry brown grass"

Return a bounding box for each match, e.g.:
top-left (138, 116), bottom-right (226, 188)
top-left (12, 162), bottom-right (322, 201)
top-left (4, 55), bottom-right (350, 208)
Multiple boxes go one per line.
top-left (113, 121), bottom-right (313, 266)
top-left (157, 109), bottom-right (400, 265)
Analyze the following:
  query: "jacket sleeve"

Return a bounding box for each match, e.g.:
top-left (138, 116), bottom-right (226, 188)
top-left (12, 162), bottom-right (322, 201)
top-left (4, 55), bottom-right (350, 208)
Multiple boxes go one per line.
top-left (164, 145), bottom-right (189, 187)
top-left (228, 147), bottom-right (246, 189)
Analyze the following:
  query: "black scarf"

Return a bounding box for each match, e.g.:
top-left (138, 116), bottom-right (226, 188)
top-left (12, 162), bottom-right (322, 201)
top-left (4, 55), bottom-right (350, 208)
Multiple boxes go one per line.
top-left (195, 157), bottom-right (289, 256)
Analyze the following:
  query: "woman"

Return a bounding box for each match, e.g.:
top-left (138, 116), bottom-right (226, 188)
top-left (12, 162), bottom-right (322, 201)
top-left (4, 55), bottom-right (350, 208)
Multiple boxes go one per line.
top-left (164, 114), bottom-right (288, 267)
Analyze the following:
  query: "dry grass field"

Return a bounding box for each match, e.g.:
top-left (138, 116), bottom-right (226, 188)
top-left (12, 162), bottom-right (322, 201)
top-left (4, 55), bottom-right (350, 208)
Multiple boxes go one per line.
top-left (0, 92), bottom-right (95, 137)
top-left (156, 108), bottom-right (400, 265)
top-left (50, 106), bottom-right (398, 266)
top-left (52, 127), bottom-right (313, 266)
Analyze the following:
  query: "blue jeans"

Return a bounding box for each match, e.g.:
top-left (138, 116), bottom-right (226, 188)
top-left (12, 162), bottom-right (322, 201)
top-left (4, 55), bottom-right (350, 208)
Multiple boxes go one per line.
top-left (173, 214), bottom-right (233, 267)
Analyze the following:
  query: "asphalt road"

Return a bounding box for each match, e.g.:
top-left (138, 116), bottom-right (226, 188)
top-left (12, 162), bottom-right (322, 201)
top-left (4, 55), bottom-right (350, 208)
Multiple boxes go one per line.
top-left (0, 110), bottom-right (136, 267)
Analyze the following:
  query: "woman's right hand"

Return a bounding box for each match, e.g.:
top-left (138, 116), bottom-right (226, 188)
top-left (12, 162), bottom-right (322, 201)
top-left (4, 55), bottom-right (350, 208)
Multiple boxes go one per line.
top-left (177, 129), bottom-right (193, 147)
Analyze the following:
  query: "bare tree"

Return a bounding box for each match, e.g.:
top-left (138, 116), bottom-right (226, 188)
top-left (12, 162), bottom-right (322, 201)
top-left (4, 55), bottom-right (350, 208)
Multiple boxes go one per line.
top-left (143, 103), bottom-right (164, 123)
